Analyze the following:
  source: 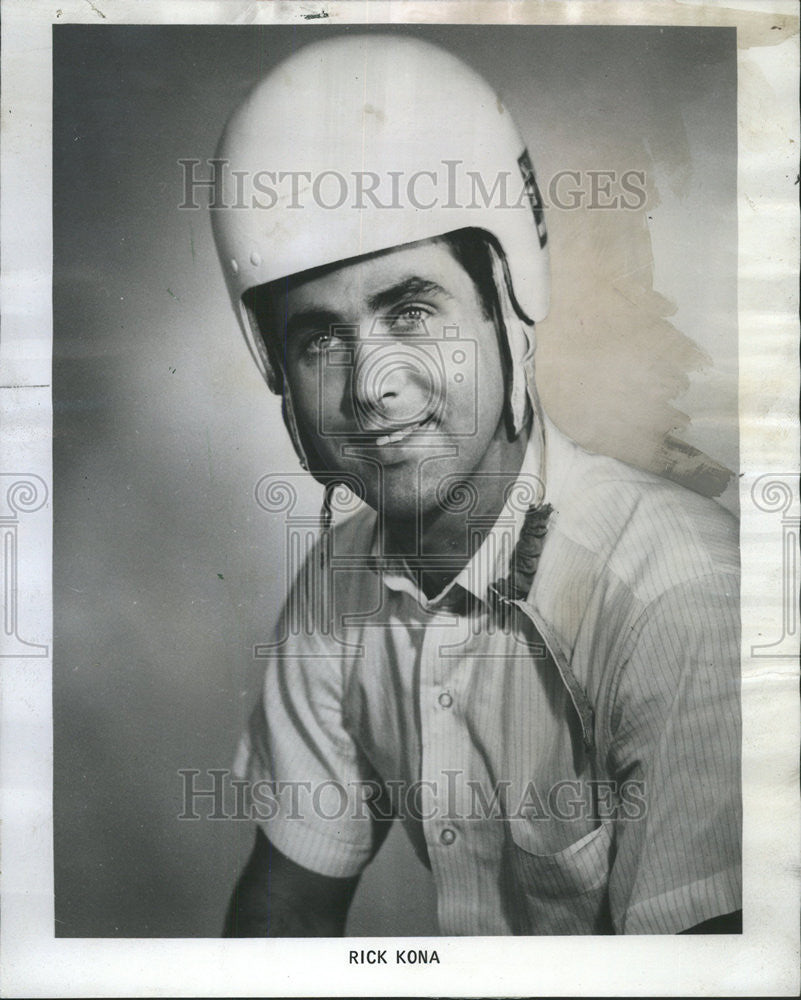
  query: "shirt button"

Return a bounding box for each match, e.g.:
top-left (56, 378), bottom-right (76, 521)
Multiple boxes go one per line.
top-left (438, 691), bottom-right (453, 709)
top-left (440, 827), bottom-right (457, 846)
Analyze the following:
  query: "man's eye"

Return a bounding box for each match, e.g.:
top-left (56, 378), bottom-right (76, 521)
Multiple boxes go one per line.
top-left (387, 304), bottom-right (432, 331)
top-left (304, 331), bottom-right (343, 356)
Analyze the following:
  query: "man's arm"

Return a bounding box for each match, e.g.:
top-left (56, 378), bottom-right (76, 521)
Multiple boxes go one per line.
top-left (223, 827), bottom-right (361, 937)
top-left (604, 567), bottom-right (742, 934)
top-left (680, 910), bottom-right (742, 934)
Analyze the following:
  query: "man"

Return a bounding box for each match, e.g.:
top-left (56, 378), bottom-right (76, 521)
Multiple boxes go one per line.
top-left (212, 34), bottom-right (741, 936)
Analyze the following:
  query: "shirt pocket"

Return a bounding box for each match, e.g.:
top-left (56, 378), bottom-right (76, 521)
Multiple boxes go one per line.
top-left (504, 819), bottom-right (615, 934)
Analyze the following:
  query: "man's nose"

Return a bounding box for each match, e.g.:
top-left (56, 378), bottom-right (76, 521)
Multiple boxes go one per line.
top-left (353, 342), bottom-right (403, 411)
top-left (351, 339), bottom-right (438, 424)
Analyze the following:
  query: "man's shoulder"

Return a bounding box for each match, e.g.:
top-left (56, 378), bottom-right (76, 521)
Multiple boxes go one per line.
top-left (547, 441), bottom-right (739, 603)
top-left (560, 444), bottom-right (738, 538)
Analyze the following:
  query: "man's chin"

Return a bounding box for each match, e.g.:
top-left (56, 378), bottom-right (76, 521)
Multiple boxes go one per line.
top-left (362, 489), bottom-right (424, 524)
top-left (318, 453), bottom-right (420, 501)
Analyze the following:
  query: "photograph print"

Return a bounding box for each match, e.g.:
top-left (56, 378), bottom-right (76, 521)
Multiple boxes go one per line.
top-left (52, 21), bottom-right (741, 939)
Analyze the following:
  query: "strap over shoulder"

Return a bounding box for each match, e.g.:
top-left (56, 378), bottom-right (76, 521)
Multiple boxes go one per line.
top-left (488, 501), bottom-right (596, 756)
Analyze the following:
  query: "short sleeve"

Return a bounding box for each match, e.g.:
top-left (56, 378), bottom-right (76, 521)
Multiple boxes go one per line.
top-left (233, 559), bottom-right (382, 879)
top-left (605, 571), bottom-right (742, 934)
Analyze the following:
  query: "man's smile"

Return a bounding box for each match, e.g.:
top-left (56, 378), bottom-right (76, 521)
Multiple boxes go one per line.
top-left (355, 414), bottom-right (436, 447)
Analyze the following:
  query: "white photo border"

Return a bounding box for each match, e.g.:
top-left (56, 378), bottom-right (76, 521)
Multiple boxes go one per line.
top-left (1, 0), bottom-right (799, 996)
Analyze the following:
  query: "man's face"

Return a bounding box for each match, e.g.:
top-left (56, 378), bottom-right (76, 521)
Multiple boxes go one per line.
top-left (272, 239), bottom-right (517, 524)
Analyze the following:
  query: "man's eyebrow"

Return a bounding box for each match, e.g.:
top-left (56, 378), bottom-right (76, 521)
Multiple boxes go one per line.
top-left (366, 277), bottom-right (453, 314)
top-left (284, 307), bottom-right (342, 340)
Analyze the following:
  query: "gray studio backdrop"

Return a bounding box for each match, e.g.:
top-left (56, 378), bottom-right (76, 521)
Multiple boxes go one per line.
top-left (53, 24), bottom-right (737, 936)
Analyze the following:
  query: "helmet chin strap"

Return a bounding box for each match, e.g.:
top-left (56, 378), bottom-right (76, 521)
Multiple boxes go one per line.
top-left (488, 243), bottom-right (548, 510)
top-left (319, 476), bottom-right (336, 568)
top-left (277, 373), bottom-right (351, 563)
top-left (281, 380), bottom-right (312, 473)
top-left (525, 368), bottom-right (549, 510)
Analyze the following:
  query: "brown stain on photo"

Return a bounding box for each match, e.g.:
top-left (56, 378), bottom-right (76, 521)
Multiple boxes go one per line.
top-left (536, 185), bottom-right (732, 500)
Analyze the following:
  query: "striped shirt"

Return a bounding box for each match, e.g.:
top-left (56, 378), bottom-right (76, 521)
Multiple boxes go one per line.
top-left (235, 418), bottom-right (741, 934)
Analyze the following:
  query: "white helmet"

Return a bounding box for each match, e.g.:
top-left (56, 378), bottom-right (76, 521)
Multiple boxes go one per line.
top-left (211, 33), bottom-right (549, 468)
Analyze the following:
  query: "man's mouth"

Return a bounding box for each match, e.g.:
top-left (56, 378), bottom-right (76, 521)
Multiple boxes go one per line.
top-left (372, 416), bottom-right (433, 447)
